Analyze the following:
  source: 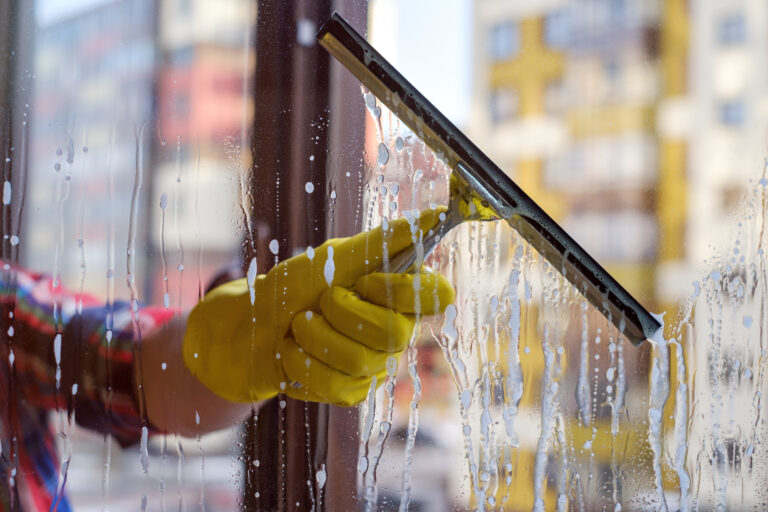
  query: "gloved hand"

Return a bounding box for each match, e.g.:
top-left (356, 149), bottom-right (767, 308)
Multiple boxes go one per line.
top-left (182, 209), bottom-right (455, 406)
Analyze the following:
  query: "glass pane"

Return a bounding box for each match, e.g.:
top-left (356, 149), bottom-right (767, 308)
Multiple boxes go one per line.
top-left (3, 0), bottom-right (254, 509)
top-left (360, 0), bottom-right (768, 510)
top-left (3, 0), bottom-right (768, 510)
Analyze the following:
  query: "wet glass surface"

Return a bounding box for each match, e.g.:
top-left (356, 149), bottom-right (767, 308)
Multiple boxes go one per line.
top-left (2, 1), bottom-right (768, 511)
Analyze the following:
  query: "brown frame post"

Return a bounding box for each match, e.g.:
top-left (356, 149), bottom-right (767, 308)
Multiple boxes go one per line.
top-left (0, 0), bottom-right (33, 263)
top-left (244, 1), bottom-right (367, 510)
top-left (0, 1), bottom-right (34, 507)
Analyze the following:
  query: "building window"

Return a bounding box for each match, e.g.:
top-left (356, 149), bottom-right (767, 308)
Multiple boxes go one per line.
top-left (489, 87), bottom-right (518, 123)
top-left (169, 46), bottom-right (195, 67)
top-left (604, 58), bottom-right (620, 82)
top-left (178, 0), bottom-right (193, 17)
top-left (545, 9), bottom-right (570, 49)
top-left (718, 14), bottom-right (746, 45)
top-left (719, 100), bottom-right (745, 126)
top-left (173, 92), bottom-right (190, 116)
top-left (545, 80), bottom-right (567, 115)
top-left (563, 210), bottom-right (657, 263)
top-left (488, 22), bottom-right (518, 61)
top-left (603, 58), bottom-right (621, 98)
top-left (607, 0), bottom-right (626, 26)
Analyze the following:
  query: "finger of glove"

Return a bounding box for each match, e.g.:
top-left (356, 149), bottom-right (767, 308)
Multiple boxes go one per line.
top-left (281, 339), bottom-right (374, 406)
top-left (354, 271), bottom-right (455, 315)
top-left (329, 208), bottom-right (445, 288)
top-left (259, 208), bottom-right (445, 319)
top-left (291, 311), bottom-right (389, 377)
top-left (319, 286), bottom-right (414, 353)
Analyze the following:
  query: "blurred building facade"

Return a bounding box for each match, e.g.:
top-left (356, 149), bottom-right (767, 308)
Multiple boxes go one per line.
top-left (25, 0), bottom-right (253, 509)
top-left (26, 0), bottom-right (252, 305)
top-left (153, 0), bottom-right (254, 306)
top-left (469, 0), bottom-right (660, 303)
top-left (26, 0), bottom-right (157, 299)
top-left (469, 0), bottom-right (768, 508)
top-left (468, 1), bottom-right (662, 508)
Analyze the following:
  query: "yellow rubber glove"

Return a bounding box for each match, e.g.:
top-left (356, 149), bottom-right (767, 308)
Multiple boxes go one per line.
top-left (182, 210), bottom-right (455, 406)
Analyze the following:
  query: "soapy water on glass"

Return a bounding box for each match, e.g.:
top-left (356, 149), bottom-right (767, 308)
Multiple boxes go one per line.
top-left (27, 92), bottom-right (768, 512)
top-left (345, 95), bottom-right (768, 511)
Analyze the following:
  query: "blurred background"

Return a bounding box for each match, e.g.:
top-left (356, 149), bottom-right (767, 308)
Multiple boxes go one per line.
top-left (3, 0), bottom-right (768, 510)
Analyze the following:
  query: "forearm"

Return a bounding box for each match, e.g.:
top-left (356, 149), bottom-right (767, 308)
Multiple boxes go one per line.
top-left (139, 313), bottom-right (254, 438)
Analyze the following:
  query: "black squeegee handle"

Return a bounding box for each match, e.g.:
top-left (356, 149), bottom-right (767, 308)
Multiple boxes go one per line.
top-left (316, 12), bottom-right (660, 345)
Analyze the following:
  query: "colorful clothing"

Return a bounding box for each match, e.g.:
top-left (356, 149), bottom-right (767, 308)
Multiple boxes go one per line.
top-left (0, 267), bottom-right (175, 510)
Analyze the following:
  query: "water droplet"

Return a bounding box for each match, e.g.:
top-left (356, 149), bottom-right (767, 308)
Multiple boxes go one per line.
top-left (53, 333), bottom-right (62, 365)
top-left (140, 426), bottom-right (149, 472)
top-left (316, 464), bottom-right (327, 488)
top-left (364, 92), bottom-right (376, 110)
top-left (390, 184), bottom-right (399, 195)
top-left (305, 182), bottom-right (314, 194)
top-left (324, 246), bottom-right (335, 286)
top-left (357, 455), bottom-right (368, 473)
top-left (377, 143), bottom-right (389, 167)
top-left (269, 239), bottom-right (279, 255)
top-left (66, 138), bottom-right (74, 164)
top-left (460, 389), bottom-right (471, 410)
top-left (395, 137), bottom-right (404, 152)
top-left (386, 355), bottom-right (398, 376)
top-left (159, 193), bottom-right (167, 210)
top-left (54, 163), bottom-right (61, 172)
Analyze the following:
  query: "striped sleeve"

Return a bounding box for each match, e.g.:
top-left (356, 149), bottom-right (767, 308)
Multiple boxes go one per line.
top-left (2, 267), bottom-right (176, 447)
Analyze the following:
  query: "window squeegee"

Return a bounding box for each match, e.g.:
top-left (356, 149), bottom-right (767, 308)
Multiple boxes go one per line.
top-left (316, 13), bottom-right (660, 346)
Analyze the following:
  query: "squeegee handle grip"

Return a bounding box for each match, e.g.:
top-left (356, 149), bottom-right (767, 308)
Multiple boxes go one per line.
top-left (387, 214), bottom-right (456, 273)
